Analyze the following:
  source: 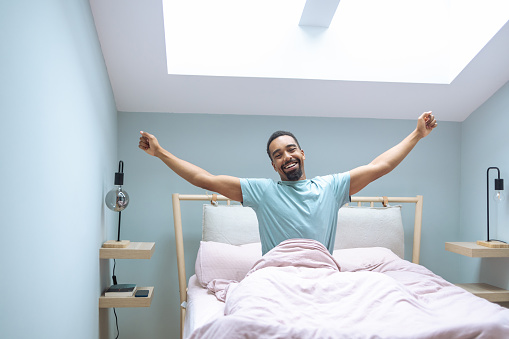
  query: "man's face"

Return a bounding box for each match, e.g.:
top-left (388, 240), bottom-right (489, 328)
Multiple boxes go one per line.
top-left (268, 135), bottom-right (306, 181)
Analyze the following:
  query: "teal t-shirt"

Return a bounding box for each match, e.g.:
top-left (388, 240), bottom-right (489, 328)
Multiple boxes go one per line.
top-left (240, 173), bottom-right (351, 255)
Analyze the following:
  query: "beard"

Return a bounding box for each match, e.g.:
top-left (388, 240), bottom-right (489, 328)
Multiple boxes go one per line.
top-left (286, 168), bottom-right (303, 181)
top-left (283, 160), bottom-right (303, 181)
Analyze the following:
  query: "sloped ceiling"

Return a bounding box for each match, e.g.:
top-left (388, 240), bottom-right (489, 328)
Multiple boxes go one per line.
top-left (90, 0), bottom-right (509, 121)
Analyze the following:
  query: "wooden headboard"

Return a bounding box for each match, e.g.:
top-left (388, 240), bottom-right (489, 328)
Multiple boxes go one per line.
top-left (171, 193), bottom-right (423, 339)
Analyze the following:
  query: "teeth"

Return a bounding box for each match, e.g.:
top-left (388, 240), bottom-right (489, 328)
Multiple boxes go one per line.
top-left (284, 162), bottom-right (297, 170)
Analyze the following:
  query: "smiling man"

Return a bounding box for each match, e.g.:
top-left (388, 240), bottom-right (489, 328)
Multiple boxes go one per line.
top-left (139, 112), bottom-right (437, 255)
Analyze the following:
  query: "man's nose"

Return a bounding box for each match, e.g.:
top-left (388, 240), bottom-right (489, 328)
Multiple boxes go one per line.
top-left (283, 152), bottom-right (292, 162)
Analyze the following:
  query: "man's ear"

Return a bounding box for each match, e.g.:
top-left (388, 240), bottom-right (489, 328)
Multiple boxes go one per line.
top-left (301, 149), bottom-right (305, 160)
top-left (272, 161), bottom-right (277, 172)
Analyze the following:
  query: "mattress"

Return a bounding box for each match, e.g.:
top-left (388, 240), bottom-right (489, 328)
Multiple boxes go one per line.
top-left (184, 275), bottom-right (224, 339)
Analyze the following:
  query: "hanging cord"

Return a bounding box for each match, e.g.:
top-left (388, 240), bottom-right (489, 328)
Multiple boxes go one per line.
top-left (112, 259), bottom-right (119, 338)
top-left (113, 308), bottom-right (120, 339)
top-left (112, 259), bottom-right (118, 285)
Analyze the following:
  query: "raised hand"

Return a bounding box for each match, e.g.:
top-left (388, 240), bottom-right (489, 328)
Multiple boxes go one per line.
top-left (139, 131), bottom-right (161, 157)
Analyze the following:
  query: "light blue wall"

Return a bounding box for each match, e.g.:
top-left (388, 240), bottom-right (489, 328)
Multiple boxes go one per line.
top-left (117, 112), bottom-right (461, 339)
top-left (0, 1), bottom-right (117, 338)
top-left (460, 80), bottom-right (509, 287)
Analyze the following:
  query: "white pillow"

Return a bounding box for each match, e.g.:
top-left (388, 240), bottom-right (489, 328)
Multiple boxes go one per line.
top-left (195, 241), bottom-right (262, 287)
top-left (335, 205), bottom-right (404, 258)
top-left (202, 204), bottom-right (260, 245)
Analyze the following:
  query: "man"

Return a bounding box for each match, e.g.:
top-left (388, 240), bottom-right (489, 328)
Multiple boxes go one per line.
top-left (139, 112), bottom-right (437, 254)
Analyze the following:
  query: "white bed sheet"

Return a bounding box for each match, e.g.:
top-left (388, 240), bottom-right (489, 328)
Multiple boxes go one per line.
top-left (184, 275), bottom-right (225, 339)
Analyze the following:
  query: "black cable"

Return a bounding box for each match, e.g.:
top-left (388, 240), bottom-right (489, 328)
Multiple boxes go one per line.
top-left (113, 308), bottom-right (120, 339)
top-left (112, 259), bottom-right (117, 285)
top-left (112, 259), bottom-right (119, 337)
top-left (489, 238), bottom-right (508, 243)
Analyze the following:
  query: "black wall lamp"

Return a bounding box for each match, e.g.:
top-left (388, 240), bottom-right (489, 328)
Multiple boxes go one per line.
top-left (102, 161), bottom-right (130, 248)
top-left (477, 167), bottom-right (508, 248)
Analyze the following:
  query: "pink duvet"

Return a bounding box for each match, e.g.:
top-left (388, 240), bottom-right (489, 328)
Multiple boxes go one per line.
top-left (190, 239), bottom-right (509, 339)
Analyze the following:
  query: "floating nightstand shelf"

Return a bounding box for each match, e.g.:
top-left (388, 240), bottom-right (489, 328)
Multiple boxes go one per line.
top-left (445, 242), bottom-right (509, 258)
top-left (445, 242), bottom-right (509, 303)
top-left (455, 283), bottom-right (509, 303)
top-left (99, 286), bottom-right (154, 308)
top-left (100, 242), bottom-right (155, 259)
top-left (99, 242), bottom-right (156, 308)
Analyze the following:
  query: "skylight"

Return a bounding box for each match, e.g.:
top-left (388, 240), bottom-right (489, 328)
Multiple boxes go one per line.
top-left (162, 0), bottom-right (509, 84)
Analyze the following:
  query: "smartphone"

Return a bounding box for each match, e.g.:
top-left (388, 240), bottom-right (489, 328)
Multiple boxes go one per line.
top-left (135, 289), bottom-right (149, 297)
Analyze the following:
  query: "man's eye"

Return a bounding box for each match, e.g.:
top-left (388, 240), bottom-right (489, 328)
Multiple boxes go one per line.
top-left (275, 154), bottom-right (281, 159)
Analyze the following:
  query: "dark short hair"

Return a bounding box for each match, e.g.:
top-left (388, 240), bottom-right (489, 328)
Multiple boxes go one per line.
top-left (266, 131), bottom-right (301, 160)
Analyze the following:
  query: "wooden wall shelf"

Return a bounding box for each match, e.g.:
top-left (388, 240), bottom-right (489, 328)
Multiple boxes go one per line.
top-left (99, 286), bottom-right (154, 308)
top-left (456, 283), bottom-right (509, 302)
top-left (99, 241), bottom-right (155, 309)
top-left (446, 242), bottom-right (509, 303)
top-left (445, 242), bottom-right (509, 258)
top-left (100, 242), bottom-right (155, 259)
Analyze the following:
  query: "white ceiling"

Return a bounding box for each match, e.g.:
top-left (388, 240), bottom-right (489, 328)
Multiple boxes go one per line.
top-left (89, 0), bottom-right (509, 122)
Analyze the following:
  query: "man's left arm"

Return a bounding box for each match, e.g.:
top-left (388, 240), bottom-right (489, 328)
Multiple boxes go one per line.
top-left (349, 111), bottom-right (437, 195)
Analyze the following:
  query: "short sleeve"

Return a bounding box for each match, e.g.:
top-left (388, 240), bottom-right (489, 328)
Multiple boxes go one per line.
top-left (332, 172), bottom-right (350, 207)
top-left (240, 178), bottom-right (273, 209)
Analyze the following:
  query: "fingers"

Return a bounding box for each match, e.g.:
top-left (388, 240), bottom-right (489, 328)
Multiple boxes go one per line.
top-left (140, 130), bottom-right (153, 138)
top-left (423, 111), bottom-right (437, 130)
top-left (140, 131), bottom-right (158, 143)
top-left (420, 111), bottom-right (431, 120)
top-left (138, 142), bottom-right (149, 150)
top-left (417, 111), bottom-right (437, 138)
top-left (138, 131), bottom-right (151, 150)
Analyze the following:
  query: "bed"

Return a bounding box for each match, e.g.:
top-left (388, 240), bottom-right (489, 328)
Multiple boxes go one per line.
top-left (172, 193), bottom-right (509, 339)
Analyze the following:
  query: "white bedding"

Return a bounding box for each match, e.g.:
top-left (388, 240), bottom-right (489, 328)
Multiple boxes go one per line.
top-left (184, 275), bottom-right (225, 339)
top-left (187, 239), bottom-right (509, 339)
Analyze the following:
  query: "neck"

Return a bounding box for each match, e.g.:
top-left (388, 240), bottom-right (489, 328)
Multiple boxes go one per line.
top-left (282, 173), bottom-right (306, 181)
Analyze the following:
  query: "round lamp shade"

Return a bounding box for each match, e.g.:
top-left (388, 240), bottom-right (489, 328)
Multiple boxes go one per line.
top-left (105, 187), bottom-right (129, 212)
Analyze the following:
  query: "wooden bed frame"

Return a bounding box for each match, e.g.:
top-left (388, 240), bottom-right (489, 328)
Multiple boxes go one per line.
top-left (172, 193), bottom-right (424, 339)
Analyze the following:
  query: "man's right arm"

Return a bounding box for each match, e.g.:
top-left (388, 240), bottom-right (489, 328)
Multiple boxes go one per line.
top-left (139, 131), bottom-right (242, 202)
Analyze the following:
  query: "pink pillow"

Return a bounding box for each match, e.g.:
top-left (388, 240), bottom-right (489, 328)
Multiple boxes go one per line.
top-left (332, 247), bottom-right (400, 272)
top-left (195, 241), bottom-right (262, 287)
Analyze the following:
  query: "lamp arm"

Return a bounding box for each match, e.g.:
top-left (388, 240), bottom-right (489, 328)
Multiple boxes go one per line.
top-left (117, 211), bottom-right (122, 242)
